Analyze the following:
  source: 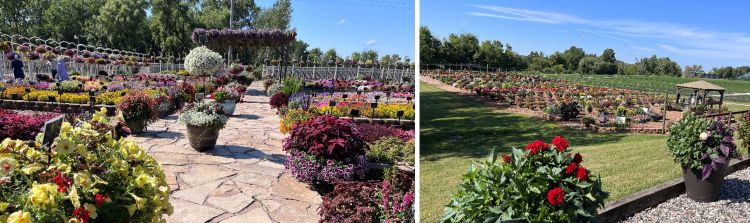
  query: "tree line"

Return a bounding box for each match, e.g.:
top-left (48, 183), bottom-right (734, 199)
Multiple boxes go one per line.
top-left (420, 26), bottom-right (749, 78)
top-left (0, 0), bottom-right (410, 67)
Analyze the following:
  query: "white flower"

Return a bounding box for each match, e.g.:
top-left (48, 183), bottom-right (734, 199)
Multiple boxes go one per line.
top-left (0, 157), bottom-right (18, 176)
top-left (699, 132), bottom-right (709, 141)
top-left (184, 46), bottom-right (224, 76)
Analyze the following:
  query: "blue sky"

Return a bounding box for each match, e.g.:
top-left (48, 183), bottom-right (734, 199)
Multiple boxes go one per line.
top-left (257, 0), bottom-right (415, 60)
top-left (421, 0), bottom-right (750, 69)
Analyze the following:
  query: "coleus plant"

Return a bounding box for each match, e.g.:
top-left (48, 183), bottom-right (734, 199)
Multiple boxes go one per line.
top-left (667, 112), bottom-right (740, 180)
top-left (283, 115), bottom-right (369, 184)
top-left (442, 136), bottom-right (608, 223)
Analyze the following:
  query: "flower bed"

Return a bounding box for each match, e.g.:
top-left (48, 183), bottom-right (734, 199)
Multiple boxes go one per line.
top-left (0, 109), bottom-right (59, 140)
top-left (0, 108), bottom-right (172, 222)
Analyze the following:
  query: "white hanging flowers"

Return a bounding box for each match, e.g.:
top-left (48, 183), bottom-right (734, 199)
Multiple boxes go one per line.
top-left (184, 46), bottom-right (224, 76)
top-left (699, 131), bottom-right (710, 141)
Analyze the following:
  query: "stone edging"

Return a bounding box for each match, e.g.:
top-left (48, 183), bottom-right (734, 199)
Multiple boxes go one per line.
top-left (596, 158), bottom-right (750, 223)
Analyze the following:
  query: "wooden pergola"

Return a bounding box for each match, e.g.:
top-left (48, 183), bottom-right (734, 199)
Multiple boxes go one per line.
top-left (674, 80), bottom-right (726, 108)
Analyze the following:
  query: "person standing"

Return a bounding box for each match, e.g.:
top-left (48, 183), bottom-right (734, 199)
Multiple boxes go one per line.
top-left (48, 57), bottom-right (58, 79)
top-left (56, 56), bottom-right (69, 81)
top-left (11, 54), bottom-right (24, 83)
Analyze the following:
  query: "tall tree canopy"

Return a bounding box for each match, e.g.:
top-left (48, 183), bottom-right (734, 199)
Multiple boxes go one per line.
top-left (87, 0), bottom-right (151, 51)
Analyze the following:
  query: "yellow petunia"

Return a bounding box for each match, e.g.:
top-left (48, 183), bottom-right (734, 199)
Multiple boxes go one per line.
top-left (69, 187), bottom-right (81, 208)
top-left (29, 183), bottom-right (58, 209)
top-left (55, 138), bottom-right (75, 155)
top-left (84, 203), bottom-right (98, 219)
top-left (7, 210), bottom-right (31, 223)
top-left (0, 157), bottom-right (18, 176)
top-left (74, 173), bottom-right (93, 189)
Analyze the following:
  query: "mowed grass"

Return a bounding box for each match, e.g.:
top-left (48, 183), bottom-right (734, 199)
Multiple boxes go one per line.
top-left (419, 82), bottom-right (683, 223)
top-left (538, 74), bottom-right (750, 102)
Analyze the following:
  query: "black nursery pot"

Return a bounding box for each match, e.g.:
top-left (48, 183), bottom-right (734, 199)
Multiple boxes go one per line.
top-left (683, 161), bottom-right (728, 202)
top-left (311, 180), bottom-right (335, 196)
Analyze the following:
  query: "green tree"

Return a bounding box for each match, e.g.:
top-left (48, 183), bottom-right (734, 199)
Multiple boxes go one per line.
top-left (198, 0), bottom-right (260, 29)
top-left (578, 57), bottom-right (599, 74)
top-left (150, 0), bottom-right (197, 57)
top-left (443, 33), bottom-right (479, 64)
top-left (563, 46), bottom-right (585, 73)
top-left (42, 0), bottom-right (103, 43)
top-left (683, 64), bottom-right (704, 78)
top-left (87, 0), bottom-right (151, 51)
top-left (290, 40), bottom-right (309, 61)
top-left (323, 48), bottom-right (338, 64)
top-left (600, 48), bottom-right (616, 63)
top-left (419, 26), bottom-right (442, 65)
top-left (0, 0), bottom-right (51, 37)
top-left (255, 0), bottom-right (292, 29)
top-left (308, 47), bottom-right (322, 63)
top-left (473, 40), bottom-right (504, 68)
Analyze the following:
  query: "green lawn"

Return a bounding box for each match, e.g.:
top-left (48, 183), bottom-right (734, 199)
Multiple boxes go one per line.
top-left (419, 81), bottom-right (684, 223)
top-left (538, 74), bottom-right (750, 102)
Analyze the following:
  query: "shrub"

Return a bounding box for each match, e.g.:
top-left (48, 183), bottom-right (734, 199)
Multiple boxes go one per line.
top-left (0, 109), bottom-right (58, 140)
top-left (0, 108), bottom-right (173, 222)
top-left (668, 113), bottom-right (740, 179)
top-left (116, 91), bottom-right (158, 123)
top-left (184, 46), bottom-right (223, 76)
top-left (318, 168), bottom-right (415, 223)
top-left (267, 83), bottom-right (282, 96)
top-left (287, 92), bottom-right (311, 110)
top-left (442, 136), bottom-right (608, 222)
top-left (367, 137), bottom-right (415, 165)
top-left (269, 92), bottom-right (289, 109)
top-left (283, 115), bottom-right (368, 183)
top-left (560, 102), bottom-right (580, 121)
top-left (178, 101), bottom-right (228, 129)
top-left (281, 78), bottom-right (305, 96)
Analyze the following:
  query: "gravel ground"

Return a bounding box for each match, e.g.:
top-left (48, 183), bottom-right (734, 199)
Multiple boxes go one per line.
top-left (622, 166), bottom-right (750, 223)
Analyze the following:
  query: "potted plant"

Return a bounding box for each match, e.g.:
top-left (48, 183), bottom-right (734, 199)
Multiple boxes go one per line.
top-left (739, 112), bottom-right (750, 150)
top-left (213, 84), bottom-right (242, 116)
top-left (179, 101), bottom-right (228, 151)
top-left (615, 105), bottom-right (628, 125)
top-left (116, 91), bottom-right (158, 133)
top-left (667, 112), bottom-right (740, 202)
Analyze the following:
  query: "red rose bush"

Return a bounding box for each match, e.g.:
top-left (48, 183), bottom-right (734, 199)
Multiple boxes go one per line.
top-left (442, 136), bottom-right (608, 223)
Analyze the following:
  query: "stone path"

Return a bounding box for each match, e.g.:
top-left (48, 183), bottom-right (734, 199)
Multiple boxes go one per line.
top-left (129, 82), bottom-right (321, 223)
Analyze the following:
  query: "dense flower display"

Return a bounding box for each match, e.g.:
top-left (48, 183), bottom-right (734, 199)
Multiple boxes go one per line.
top-left (442, 136), bottom-right (608, 222)
top-left (184, 46), bottom-right (223, 76)
top-left (116, 91), bottom-right (159, 123)
top-left (0, 108), bottom-right (172, 222)
top-left (319, 169), bottom-right (414, 222)
top-left (191, 28), bottom-right (297, 48)
top-left (0, 109), bottom-right (59, 140)
top-left (178, 101), bottom-right (229, 129)
top-left (269, 92), bottom-right (289, 109)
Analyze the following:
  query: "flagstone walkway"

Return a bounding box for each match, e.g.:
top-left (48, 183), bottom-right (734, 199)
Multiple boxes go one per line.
top-left (129, 82), bottom-right (321, 223)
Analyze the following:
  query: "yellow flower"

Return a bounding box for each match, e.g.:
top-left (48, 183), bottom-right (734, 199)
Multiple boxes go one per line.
top-left (55, 138), bottom-right (75, 155)
top-left (0, 202), bottom-right (9, 212)
top-left (60, 122), bottom-right (72, 135)
top-left (132, 193), bottom-right (146, 209)
top-left (0, 157), bottom-right (18, 176)
top-left (135, 173), bottom-right (155, 188)
top-left (68, 218), bottom-right (83, 223)
top-left (69, 187), bottom-right (81, 208)
top-left (29, 183), bottom-right (58, 209)
top-left (7, 210), bottom-right (31, 223)
top-left (74, 173), bottom-right (93, 189)
top-left (21, 164), bottom-right (43, 175)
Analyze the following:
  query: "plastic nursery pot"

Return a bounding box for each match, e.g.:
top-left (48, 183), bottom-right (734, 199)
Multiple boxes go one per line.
top-left (221, 100), bottom-right (237, 116)
top-left (186, 124), bottom-right (220, 151)
top-left (683, 160), bottom-right (729, 202)
top-left (126, 118), bottom-right (148, 134)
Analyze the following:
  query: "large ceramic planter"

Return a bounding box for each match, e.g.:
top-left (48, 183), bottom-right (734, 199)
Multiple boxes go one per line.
top-left (126, 118), bottom-right (148, 134)
top-left (220, 100), bottom-right (236, 116)
top-left (186, 124), bottom-right (220, 151)
top-left (683, 160), bottom-right (728, 202)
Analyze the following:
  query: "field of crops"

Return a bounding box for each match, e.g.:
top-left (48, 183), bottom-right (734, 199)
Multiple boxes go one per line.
top-left (538, 74), bottom-right (750, 102)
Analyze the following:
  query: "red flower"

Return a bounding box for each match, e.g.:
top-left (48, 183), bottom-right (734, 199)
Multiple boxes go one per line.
top-left (552, 136), bottom-right (569, 151)
top-left (525, 140), bottom-right (550, 155)
top-left (572, 153), bottom-right (583, 164)
top-left (72, 207), bottom-right (91, 223)
top-left (576, 166), bottom-right (589, 181)
top-left (502, 154), bottom-right (511, 163)
top-left (565, 162), bottom-right (577, 175)
top-left (547, 187), bottom-right (565, 206)
top-left (95, 194), bottom-right (109, 207)
top-left (53, 172), bottom-right (72, 193)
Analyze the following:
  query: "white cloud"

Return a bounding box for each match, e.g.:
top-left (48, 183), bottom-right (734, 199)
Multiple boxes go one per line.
top-left (365, 40), bottom-right (377, 45)
top-left (466, 5), bottom-right (750, 61)
top-left (338, 19), bottom-right (347, 24)
top-left (631, 46), bottom-right (655, 51)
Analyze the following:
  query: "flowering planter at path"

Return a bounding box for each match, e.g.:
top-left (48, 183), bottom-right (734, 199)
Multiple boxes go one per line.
top-left (683, 161), bottom-right (729, 202)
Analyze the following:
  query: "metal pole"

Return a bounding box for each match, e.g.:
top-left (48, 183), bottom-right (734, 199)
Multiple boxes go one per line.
top-left (228, 0), bottom-right (234, 64)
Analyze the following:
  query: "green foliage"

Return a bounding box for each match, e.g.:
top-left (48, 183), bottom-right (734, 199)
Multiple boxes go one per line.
top-left (441, 145), bottom-right (608, 223)
top-left (150, 0), bottom-right (197, 57)
top-left (281, 78), bottom-right (304, 96)
top-left (667, 112), bottom-right (739, 171)
top-left (87, 0), bottom-right (151, 51)
top-left (43, 0), bottom-right (103, 41)
top-left (739, 112), bottom-right (750, 149)
top-left (367, 137), bottom-right (415, 165)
